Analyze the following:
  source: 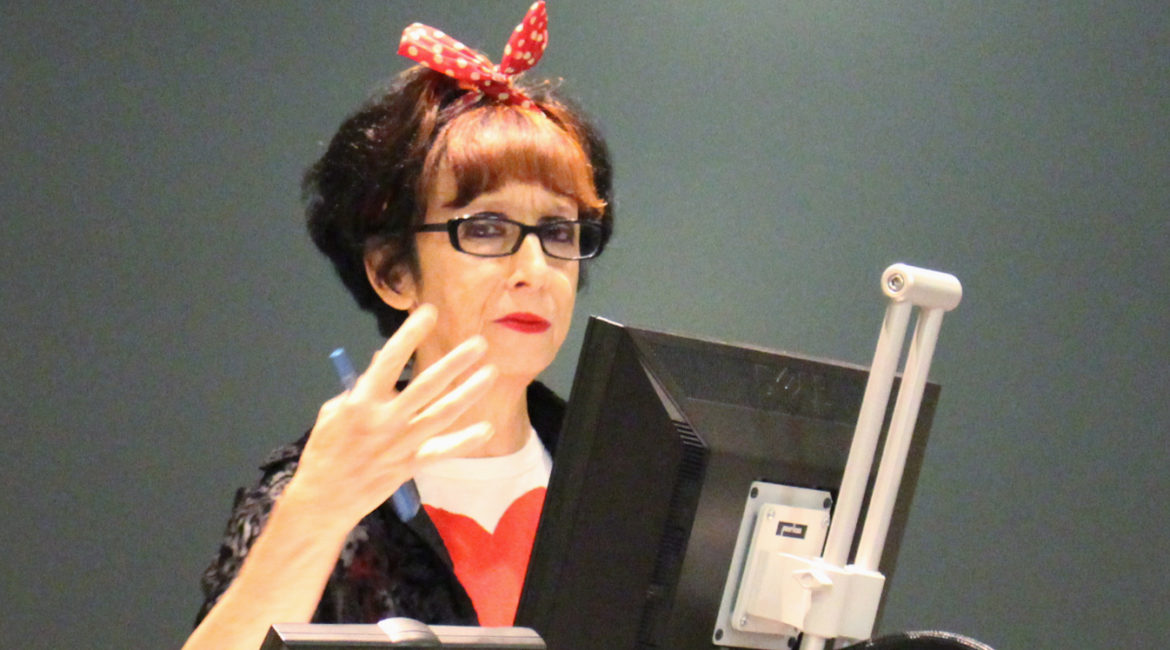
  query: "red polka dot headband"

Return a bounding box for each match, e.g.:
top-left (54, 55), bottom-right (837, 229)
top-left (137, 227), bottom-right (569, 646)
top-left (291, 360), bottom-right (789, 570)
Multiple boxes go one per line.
top-left (397, 1), bottom-right (549, 110)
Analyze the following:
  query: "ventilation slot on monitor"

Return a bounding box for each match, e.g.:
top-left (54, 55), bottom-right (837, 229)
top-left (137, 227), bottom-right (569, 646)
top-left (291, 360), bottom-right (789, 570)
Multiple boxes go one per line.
top-left (637, 420), bottom-right (709, 648)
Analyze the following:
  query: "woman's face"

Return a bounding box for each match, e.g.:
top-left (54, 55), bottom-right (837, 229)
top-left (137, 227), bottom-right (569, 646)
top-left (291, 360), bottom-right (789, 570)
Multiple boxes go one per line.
top-left (393, 165), bottom-right (580, 381)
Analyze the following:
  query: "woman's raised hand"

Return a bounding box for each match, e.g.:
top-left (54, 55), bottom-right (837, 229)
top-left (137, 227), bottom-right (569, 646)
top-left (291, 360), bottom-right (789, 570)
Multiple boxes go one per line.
top-left (281, 304), bottom-right (497, 529)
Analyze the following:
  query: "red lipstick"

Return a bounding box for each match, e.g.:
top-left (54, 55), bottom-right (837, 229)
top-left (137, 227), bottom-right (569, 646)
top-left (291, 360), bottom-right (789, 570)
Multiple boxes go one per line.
top-left (494, 312), bottom-right (551, 333)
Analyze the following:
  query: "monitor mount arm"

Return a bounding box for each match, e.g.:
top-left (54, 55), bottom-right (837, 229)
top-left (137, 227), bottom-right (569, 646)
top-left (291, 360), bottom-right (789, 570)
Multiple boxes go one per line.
top-left (728, 264), bottom-right (962, 650)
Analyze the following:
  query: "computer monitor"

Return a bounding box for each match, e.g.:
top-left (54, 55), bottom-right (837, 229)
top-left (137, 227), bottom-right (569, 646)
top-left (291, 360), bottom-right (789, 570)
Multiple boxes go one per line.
top-left (516, 317), bottom-right (939, 649)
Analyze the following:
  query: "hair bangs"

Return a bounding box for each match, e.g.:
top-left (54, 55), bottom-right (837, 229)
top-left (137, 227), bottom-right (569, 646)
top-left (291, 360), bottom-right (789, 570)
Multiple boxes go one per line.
top-left (422, 106), bottom-right (606, 218)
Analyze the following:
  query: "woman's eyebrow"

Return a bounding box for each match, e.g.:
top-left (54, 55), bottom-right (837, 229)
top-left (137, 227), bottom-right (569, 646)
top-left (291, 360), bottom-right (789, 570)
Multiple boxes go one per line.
top-left (441, 197), bottom-right (473, 209)
top-left (448, 197), bottom-right (577, 214)
top-left (537, 196), bottom-right (578, 215)
top-left (464, 209), bottom-right (507, 217)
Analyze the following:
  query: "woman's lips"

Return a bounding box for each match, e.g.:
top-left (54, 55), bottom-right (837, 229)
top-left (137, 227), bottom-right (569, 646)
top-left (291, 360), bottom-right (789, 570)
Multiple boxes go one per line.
top-left (494, 312), bottom-right (551, 333)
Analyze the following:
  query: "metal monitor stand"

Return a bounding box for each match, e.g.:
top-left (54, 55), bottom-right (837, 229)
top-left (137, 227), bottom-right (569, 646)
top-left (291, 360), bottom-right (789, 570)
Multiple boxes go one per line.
top-left (802, 264), bottom-right (962, 650)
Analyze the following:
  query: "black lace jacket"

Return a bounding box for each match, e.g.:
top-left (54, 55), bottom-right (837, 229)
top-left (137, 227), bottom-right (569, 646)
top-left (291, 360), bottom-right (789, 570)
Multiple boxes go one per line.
top-left (195, 382), bottom-right (564, 627)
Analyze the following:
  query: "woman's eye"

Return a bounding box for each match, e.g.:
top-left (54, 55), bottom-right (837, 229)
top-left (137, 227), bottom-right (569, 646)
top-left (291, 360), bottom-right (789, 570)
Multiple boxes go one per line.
top-left (463, 220), bottom-right (508, 239)
top-left (544, 222), bottom-right (577, 243)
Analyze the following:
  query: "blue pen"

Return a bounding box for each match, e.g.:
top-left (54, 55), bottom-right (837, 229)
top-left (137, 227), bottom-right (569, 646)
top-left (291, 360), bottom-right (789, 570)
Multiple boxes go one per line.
top-left (331, 347), bottom-right (422, 522)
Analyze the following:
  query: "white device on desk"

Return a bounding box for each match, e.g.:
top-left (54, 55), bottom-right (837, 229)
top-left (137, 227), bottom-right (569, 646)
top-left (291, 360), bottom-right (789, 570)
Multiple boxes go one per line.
top-left (260, 618), bottom-right (545, 649)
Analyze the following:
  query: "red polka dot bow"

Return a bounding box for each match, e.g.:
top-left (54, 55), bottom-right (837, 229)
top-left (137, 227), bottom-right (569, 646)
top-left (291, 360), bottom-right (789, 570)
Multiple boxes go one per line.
top-left (398, 1), bottom-right (549, 110)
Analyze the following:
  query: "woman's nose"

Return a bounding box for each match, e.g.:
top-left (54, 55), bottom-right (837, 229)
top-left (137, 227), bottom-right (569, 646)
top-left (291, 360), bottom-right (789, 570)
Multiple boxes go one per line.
top-left (509, 233), bottom-right (549, 288)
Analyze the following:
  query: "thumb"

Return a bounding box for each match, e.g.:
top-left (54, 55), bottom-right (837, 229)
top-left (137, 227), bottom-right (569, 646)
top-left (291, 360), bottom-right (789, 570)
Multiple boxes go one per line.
top-left (415, 422), bottom-right (495, 462)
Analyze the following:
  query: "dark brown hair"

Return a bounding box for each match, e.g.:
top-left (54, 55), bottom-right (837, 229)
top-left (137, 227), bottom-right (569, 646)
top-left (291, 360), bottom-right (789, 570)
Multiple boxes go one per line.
top-left (304, 66), bottom-right (613, 337)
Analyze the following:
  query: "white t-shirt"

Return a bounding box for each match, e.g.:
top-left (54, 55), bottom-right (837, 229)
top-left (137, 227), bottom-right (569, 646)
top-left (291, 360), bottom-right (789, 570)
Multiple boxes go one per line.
top-left (413, 428), bottom-right (552, 533)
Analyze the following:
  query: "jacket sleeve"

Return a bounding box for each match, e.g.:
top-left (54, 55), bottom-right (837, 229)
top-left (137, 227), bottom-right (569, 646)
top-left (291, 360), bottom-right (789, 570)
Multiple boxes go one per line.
top-left (193, 446), bottom-right (301, 627)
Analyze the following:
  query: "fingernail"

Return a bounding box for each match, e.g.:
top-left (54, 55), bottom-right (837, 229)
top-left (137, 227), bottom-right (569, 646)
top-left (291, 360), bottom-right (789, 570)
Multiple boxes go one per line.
top-left (415, 303), bottom-right (437, 320)
top-left (478, 364), bottom-right (498, 380)
top-left (465, 335), bottom-right (488, 353)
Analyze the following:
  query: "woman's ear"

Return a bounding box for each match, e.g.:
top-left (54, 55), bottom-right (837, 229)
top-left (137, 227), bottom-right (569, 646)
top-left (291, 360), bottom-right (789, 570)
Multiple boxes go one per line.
top-left (364, 251), bottom-right (417, 311)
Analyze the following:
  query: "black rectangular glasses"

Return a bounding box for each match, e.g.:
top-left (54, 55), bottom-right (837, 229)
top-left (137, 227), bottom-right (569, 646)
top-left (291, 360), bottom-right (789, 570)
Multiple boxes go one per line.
top-left (416, 213), bottom-right (609, 260)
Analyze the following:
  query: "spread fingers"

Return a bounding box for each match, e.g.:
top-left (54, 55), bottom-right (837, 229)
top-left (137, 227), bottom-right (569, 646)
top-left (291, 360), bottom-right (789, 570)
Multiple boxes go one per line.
top-left (351, 304), bottom-right (438, 401)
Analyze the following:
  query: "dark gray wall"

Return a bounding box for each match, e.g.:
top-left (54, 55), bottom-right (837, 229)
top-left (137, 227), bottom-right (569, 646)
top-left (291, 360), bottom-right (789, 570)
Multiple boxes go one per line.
top-left (2, 2), bottom-right (1167, 648)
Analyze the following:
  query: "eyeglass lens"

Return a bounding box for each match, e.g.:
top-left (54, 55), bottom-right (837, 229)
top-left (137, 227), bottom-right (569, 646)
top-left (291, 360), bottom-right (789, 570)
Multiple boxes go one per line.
top-left (455, 217), bottom-right (602, 259)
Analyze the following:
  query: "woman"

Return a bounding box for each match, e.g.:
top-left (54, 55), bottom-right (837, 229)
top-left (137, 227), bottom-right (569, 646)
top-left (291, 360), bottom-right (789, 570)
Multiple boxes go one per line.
top-left (184, 3), bottom-right (613, 648)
